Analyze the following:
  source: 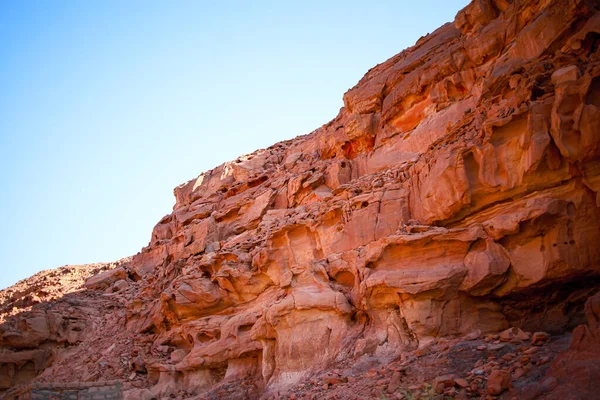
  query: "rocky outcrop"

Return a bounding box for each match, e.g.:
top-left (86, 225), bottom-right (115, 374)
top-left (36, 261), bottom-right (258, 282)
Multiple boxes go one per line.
top-left (540, 291), bottom-right (600, 399)
top-left (0, 260), bottom-right (129, 392)
top-left (1, 0), bottom-right (600, 398)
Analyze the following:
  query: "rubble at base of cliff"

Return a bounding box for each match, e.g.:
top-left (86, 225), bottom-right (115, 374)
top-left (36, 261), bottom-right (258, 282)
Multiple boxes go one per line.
top-left (2, 0), bottom-right (600, 398)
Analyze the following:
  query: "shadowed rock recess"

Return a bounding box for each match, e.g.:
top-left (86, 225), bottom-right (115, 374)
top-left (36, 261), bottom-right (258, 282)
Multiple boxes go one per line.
top-left (2, 0), bottom-right (600, 399)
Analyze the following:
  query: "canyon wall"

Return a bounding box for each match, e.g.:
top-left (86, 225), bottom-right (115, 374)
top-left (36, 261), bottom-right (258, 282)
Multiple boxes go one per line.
top-left (2, 0), bottom-right (600, 398)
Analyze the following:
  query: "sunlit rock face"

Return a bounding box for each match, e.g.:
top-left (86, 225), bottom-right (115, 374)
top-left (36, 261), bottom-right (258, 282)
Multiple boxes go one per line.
top-left (2, 0), bottom-right (600, 398)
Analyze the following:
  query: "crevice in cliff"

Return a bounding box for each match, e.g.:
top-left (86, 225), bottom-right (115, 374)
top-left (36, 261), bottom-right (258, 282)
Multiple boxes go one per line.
top-left (496, 275), bottom-right (600, 333)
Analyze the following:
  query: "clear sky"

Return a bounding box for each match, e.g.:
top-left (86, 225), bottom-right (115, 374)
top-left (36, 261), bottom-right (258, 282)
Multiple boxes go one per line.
top-left (0, 0), bottom-right (470, 290)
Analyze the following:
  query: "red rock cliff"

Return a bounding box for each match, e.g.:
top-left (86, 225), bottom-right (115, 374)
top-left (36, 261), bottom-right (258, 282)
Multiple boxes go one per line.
top-left (2, 0), bottom-right (600, 398)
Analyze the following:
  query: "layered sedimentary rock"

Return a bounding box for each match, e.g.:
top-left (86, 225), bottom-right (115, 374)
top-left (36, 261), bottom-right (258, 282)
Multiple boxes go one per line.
top-left (0, 260), bottom-right (129, 392)
top-left (2, 0), bottom-right (600, 398)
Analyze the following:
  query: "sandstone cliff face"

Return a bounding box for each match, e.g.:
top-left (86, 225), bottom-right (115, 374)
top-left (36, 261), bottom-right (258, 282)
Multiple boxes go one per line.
top-left (0, 260), bottom-right (129, 392)
top-left (2, 0), bottom-right (600, 398)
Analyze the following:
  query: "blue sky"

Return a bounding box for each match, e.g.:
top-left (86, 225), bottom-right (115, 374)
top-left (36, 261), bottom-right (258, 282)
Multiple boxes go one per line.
top-left (0, 0), bottom-right (469, 289)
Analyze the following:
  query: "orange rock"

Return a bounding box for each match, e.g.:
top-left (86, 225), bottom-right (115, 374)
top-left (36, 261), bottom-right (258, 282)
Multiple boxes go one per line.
top-left (432, 375), bottom-right (455, 391)
top-left (84, 267), bottom-right (128, 290)
top-left (2, 0), bottom-right (600, 398)
top-left (498, 327), bottom-right (531, 342)
top-left (531, 332), bottom-right (550, 346)
top-left (487, 370), bottom-right (511, 395)
top-left (455, 378), bottom-right (469, 388)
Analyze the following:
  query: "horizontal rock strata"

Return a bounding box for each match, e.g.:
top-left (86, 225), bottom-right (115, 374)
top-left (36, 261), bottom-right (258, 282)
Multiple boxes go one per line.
top-left (2, 0), bottom-right (600, 398)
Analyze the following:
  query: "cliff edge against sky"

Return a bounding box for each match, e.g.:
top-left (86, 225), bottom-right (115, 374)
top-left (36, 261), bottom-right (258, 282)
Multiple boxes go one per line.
top-left (2, 0), bottom-right (600, 398)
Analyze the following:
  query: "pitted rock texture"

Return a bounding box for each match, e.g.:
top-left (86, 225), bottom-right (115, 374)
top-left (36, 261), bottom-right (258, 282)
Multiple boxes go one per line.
top-left (2, 0), bottom-right (600, 398)
top-left (0, 259), bottom-right (131, 392)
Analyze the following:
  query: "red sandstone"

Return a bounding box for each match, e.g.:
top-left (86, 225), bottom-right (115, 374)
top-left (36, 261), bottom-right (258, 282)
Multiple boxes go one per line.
top-left (2, 0), bottom-right (600, 398)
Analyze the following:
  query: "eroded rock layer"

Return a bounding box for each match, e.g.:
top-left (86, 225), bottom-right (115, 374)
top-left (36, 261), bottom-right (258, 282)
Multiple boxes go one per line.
top-left (2, 0), bottom-right (600, 398)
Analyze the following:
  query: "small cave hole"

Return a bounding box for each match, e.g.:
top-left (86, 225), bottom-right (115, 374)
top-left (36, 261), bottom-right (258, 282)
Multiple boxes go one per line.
top-left (531, 85), bottom-right (546, 101)
top-left (196, 333), bottom-right (213, 343)
top-left (582, 31), bottom-right (600, 54)
top-left (128, 270), bottom-right (142, 282)
top-left (248, 175), bottom-right (268, 187)
top-left (333, 271), bottom-right (355, 287)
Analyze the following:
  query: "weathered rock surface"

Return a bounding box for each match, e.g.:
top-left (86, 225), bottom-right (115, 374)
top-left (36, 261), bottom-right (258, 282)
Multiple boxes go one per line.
top-left (2, 0), bottom-right (600, 398)
top-left (540, 291), bottom-right (600, 399)
top-left (0, 260), bottom-right (130, 392)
